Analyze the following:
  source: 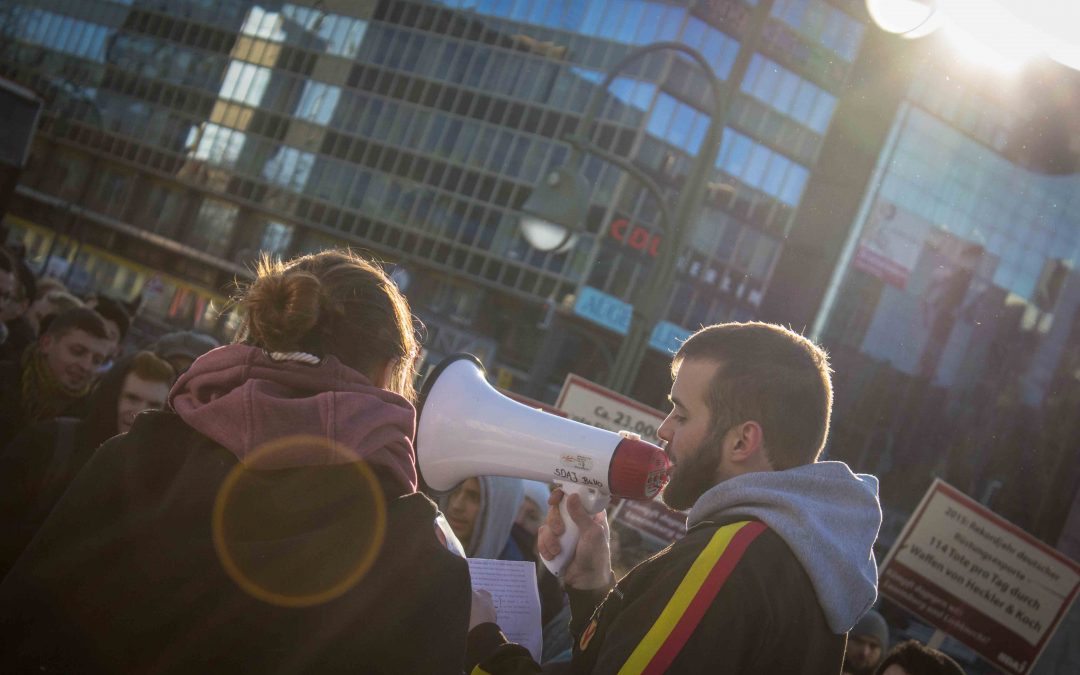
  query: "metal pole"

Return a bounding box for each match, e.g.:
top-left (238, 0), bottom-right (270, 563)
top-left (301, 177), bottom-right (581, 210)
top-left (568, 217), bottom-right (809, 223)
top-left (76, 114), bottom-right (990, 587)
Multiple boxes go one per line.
top-left (606, 0), bottom-right (776, 394)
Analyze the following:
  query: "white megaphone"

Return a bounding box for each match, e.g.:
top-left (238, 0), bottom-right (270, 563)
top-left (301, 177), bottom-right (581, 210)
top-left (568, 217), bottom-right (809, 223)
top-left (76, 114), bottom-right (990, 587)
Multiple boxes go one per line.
top-left (416, 354), bottom-right (670, 577)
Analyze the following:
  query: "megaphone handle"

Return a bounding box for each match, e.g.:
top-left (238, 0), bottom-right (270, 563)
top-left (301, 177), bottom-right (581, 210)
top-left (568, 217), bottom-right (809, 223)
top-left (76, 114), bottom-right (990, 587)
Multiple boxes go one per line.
top-left (544, 482), bottom-right (609, 578)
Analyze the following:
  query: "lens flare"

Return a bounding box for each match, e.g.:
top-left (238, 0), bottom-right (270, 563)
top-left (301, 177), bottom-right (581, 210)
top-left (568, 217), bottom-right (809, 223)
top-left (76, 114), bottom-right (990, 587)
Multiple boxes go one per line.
top-left (212, 435), bottom-right (387, 608)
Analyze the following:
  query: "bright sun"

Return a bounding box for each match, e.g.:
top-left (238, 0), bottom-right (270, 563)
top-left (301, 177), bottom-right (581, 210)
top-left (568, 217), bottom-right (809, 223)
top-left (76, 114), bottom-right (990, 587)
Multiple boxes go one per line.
top-left (866, 0), bottom-right (1080, 73)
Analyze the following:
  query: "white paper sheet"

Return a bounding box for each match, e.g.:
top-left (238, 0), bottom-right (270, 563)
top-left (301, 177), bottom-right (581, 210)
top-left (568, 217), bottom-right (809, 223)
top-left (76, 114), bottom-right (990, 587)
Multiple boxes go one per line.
top-left (467, 558), bottom-right (543, 661)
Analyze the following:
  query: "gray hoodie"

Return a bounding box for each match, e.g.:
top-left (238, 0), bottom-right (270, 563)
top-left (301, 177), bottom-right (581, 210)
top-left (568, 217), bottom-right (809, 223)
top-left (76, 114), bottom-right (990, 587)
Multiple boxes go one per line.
top-left (686, 461), bottom-right (881, 634)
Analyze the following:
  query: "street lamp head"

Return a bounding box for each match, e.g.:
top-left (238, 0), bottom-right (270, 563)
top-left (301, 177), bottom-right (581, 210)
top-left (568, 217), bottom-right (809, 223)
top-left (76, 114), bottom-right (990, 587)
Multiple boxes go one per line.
top-left (519, 166), bottom-right (590, 253)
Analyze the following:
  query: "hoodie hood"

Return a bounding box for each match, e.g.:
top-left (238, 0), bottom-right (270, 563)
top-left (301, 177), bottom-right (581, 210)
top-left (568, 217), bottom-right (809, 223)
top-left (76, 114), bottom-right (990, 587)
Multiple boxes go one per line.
top-left (170, 344), bottom-right (418, 495)
top-left (439, 476), bottom-right (524, 559)
top-left (686, 461), bottom-right (881, 634)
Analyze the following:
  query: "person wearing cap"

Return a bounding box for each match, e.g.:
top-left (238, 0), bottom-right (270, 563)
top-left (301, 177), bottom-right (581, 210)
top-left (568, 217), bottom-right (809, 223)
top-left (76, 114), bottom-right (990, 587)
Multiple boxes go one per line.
top-left (88, 295), bottom-right (131, 361)
top-left (151, 330), bottom-right (220, 374)
top-left (844, 609), bottom-right (890, 675)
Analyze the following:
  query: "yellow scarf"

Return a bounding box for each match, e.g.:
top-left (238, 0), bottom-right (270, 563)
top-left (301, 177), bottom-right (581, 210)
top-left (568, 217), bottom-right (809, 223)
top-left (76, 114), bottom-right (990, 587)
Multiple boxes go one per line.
top-left (20, 345), bottom-right (92, 424)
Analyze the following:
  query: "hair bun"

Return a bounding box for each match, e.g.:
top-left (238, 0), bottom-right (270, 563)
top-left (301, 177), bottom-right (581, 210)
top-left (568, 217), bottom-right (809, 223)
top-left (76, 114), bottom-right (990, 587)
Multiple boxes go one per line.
top-left (245, 271), bottom-right (322, 352)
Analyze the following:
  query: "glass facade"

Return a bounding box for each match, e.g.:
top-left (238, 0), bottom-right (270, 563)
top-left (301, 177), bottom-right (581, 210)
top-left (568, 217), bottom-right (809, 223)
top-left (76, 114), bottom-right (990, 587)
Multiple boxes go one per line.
top-left (821, 85), bottom-right (1080, 555)
top-left (1, 0), bottom-right (865, 389)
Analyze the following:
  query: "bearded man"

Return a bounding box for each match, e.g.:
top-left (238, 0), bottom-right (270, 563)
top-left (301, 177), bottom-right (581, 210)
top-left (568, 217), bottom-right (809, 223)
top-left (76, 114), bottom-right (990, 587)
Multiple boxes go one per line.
top-left (470, 322), bottom-right (884, 675)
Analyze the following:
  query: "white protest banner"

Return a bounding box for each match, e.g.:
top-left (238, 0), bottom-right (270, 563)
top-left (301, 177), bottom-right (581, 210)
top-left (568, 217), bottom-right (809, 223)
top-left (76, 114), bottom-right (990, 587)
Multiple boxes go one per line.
top-left (879, 479), bottom-right (1080, 675)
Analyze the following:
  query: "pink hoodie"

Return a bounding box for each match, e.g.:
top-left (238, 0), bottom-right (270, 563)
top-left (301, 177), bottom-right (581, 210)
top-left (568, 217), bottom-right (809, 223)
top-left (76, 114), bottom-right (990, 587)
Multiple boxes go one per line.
top-left (170, 344), bottom-right (418, 495)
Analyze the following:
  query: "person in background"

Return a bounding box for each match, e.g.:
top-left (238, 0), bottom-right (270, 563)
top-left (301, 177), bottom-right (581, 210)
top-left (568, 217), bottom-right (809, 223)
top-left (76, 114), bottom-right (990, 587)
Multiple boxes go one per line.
top-left (27, 290), bottom-right (84, 336)
top-left (0, 351), bottom-right (176, 575)
top-left (150, 330), bottom-right (220, 375)
top-left (0, 248), bottom-right (37, 361)
top-left (874, 640), bottom-right (966, 675)
top-left (844, 610), bottom-right (889, 675)
top-left (34, 276), bottom-right (68, 299)
top-left (0, 308), bottom-right (113, 448)
top-left (517, 480), bottom-right (550, 538)
top-left (89, 295), bottom-right (131, 361)
top-left (0, 249), bottom-right (532, 673)
top-left (441, 475), bottom-right (525, 559)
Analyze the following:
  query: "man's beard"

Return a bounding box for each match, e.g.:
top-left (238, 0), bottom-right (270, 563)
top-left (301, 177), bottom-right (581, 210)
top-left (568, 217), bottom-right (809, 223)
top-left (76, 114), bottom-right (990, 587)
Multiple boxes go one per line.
top-left (841, 657), bottom-right (876, 675)
top-left (661, 427), bottom-right (728, 511)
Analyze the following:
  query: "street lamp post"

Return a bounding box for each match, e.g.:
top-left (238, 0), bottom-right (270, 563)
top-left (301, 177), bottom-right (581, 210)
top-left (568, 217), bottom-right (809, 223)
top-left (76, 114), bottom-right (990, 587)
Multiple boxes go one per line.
top-left (518, 0), bottom-right (773, 395)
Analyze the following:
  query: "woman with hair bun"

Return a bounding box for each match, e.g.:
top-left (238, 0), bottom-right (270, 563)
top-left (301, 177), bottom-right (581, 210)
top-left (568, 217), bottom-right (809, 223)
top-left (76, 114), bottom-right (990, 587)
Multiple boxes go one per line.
top-left (0, 250), bottom-right (532, 674)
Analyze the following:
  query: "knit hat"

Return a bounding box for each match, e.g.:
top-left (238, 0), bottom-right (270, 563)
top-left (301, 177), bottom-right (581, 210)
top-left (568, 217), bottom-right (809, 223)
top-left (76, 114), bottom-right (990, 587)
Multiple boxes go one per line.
top-left (852, 609), bottom-right (889, 647)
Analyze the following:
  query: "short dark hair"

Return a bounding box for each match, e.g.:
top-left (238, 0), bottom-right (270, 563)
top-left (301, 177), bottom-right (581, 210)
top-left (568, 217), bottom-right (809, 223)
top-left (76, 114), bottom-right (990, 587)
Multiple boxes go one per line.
top-left (93, 295), bottom-right (131, 340)
top-left (42, 307), bottom-right (110, 341)
top-left (673, 322), bottom-right (832, 470)
top-left (129, 350), bottom-right (176, 385)
top-left (875, 640), bottom-right (966, 675)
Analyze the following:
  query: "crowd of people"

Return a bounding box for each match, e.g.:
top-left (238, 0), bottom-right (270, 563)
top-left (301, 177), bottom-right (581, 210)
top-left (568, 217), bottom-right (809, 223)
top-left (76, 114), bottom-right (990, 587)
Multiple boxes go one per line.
top-left (0, 246), bottom-right (220, 574)
top-left (0, 244), bottom-right (968, 674)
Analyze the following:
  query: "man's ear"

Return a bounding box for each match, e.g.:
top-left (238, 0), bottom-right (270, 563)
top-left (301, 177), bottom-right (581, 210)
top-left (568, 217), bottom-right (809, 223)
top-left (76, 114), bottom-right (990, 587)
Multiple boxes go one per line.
top-left (727, 421), bottom-right (767, 466)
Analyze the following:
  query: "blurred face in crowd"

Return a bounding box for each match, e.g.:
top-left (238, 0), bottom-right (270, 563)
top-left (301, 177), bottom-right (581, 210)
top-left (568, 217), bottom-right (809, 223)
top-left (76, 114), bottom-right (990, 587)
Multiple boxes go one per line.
top-left (515, 497), bottom-right (544, 537)
top-left (116, 372), bottom-right (171, 434)
top-left (27, 295), bottom-right (58, 330)
top-left (445, 477), bottom-right (483, 547)
top-left (843, 634), bottom-right (884, 675)
top-left (0, 270), bottom-right (24, 322)
top-left (100, 318), bottom-right (122, 358)
top-left (657, 359), bottom-right (730, 511)
top-left (40, 329), bottom-right (114, 390)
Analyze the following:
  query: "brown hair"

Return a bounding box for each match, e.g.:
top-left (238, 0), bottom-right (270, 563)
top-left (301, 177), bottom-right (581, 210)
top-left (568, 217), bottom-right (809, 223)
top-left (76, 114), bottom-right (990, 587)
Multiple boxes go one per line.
top-left (875, 640), bottom-right (966, 675)
top-left (239, 249), bottom-right (419, 401)
top-left (128, 350), bottom-right (176, 385)
top-left (672, 322), bottom-right (832, 470)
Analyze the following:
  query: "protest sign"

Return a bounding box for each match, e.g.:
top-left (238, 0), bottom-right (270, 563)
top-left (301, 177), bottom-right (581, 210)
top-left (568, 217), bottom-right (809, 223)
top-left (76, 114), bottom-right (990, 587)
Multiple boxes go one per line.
top-left (879, 479), bottom-right (1080, 675)
top-left (556, 374), bottom-right (664, 447)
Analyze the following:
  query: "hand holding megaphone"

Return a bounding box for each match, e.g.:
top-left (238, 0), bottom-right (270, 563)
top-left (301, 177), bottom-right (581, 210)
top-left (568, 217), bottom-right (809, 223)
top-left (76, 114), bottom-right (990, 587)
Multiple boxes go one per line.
top-left (539, 487), bottom-right (614, 590)
top-left (416, 355), bottom-right (670, 578)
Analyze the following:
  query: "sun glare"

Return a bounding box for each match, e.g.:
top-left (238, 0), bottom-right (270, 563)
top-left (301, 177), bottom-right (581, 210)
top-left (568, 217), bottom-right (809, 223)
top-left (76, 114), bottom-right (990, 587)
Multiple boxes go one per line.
top-left (865, 0), bottom-right (938, 37)
top-left (939, 0), bottom-right (1044, 72)
top-left (866, 0), bottom-right (1080, 73)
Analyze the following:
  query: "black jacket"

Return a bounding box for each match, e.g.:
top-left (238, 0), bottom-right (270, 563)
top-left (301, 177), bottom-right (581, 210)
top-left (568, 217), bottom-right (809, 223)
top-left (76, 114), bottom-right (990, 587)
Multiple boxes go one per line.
top-left (565, 517), bottom-right (846, 674)
top-left (0, 417), bottom-right (96, 577)
top-left (0, 359), bottom-right (26, 449)
top-left (0, 316), bottom-right (35, 362)
top-left (0, 411), bottom-right (476, 674)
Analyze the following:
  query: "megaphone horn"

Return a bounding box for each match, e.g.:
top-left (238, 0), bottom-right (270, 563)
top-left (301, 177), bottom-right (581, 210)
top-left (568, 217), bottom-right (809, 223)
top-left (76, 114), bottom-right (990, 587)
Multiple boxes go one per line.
top-left (416, 354), bottom-right (670, 575)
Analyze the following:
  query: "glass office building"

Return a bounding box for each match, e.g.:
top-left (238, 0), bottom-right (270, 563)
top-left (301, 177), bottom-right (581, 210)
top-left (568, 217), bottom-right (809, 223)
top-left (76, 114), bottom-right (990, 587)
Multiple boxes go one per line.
top-left (0, 0), bottom-right (866, 397)
top-left (818, 59), bottom-right (1080, 558)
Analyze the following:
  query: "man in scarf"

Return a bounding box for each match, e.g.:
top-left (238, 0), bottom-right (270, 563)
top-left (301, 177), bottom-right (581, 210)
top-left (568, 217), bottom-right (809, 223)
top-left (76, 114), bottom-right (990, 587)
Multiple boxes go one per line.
top-left (0, 307), bottom-right (113, 450)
